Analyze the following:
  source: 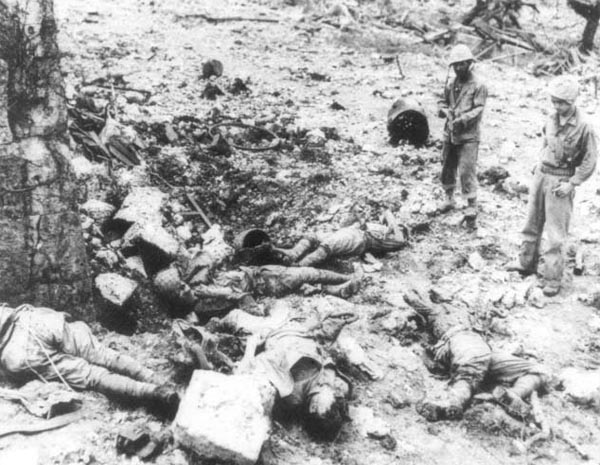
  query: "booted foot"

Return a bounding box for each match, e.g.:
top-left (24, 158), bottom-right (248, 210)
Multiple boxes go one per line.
top-left (416, 398), bottom-right (464, 422)
top-left (542, 284), bottom-right (560, 297)
top-left (149, 386), bottom-right (180, 419)
top-left (437, 199), bottom-right (456, 214)
top-left (492, 386), bottom-right (531, 420)
top-left (505, 261), bottom-right (535, 277)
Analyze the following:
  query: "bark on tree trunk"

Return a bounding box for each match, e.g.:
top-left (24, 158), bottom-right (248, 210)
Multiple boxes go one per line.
top-left (0, 0), bottom-right (94, 320)
top-left (462, 0), bottom-right (488, 25)
top-left (568, 0), bottom-right (600, 52)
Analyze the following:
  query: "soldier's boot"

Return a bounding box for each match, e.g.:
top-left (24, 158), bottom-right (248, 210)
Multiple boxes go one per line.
top-left (93, 372), bottom-right (180, 418)
top-left (437, 189), bottom-right (456, 213)
top-left (462, 198), bottom-right (477, 229)
top-left (464, 198), bottom-right (477, 219)
top-left (492, 386), bottom-right (531, 420)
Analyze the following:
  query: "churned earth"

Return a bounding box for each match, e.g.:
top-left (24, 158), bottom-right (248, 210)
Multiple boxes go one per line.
top-left (2, 0), bottom-right (600, 464)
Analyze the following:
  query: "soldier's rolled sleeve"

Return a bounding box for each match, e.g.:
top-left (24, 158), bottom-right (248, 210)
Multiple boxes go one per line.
top-left (570, 125), bottom-right (598, 186)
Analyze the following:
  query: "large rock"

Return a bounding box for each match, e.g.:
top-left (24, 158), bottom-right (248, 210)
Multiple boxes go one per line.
top-left (173, 370), bottom-right (275, 465)
top-left (122, 223), bottom-right (180, 273)
top-left (95, 273), bottom-right (138, 307)
top-left (559, 368), bottom-right (600, 408)
top-left (113, 187), bottom-right (166, 226)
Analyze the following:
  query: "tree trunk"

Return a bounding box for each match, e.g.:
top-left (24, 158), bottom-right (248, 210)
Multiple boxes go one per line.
top-left (0, 0), bottom-right (94, 320)
top-left (568, 0), bottom-right (600, 52)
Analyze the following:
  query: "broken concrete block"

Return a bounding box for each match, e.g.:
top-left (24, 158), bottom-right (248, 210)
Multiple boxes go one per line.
top-left (80, 199), bottom-right (116, 227)
top-left (173, 370), bottom-right (275, 465)
top-left (114, 187), bottom-right (167, 226)
top-left (559, 368), bottom-right (600, 408)
top-left (124, 255), bottom-right (148, 279)
top-left (95, 273), bottom-right (138, 307)
top-left (122, 223), bottom-right (180, 271)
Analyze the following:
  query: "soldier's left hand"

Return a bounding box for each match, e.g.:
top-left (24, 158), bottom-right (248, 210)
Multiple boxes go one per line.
top-left (553, 182), bottom-right (574, 198)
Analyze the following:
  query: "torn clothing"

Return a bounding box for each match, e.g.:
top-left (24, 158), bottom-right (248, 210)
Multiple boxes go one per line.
top-left (539, 107), bottom-right (597, 186)
top-left (0, 305), bottom-right (156, 399)
top-left (442, 72), bottom-right (487, 144)
top-left (249, 323), bottom-right (346, 411)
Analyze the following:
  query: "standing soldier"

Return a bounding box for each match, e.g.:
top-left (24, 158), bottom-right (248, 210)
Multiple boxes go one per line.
top-left (508, 76), bottom-right (597, 297)
top-left (438, 44), bottom-right (488, 224)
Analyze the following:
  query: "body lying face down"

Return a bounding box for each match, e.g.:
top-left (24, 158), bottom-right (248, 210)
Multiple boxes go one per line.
top-left (403, 289), bottom-right (548, 422)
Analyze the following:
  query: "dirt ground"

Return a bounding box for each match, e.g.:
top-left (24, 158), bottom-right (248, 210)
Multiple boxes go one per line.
top-left (2, 0), bottom-right (600, 464)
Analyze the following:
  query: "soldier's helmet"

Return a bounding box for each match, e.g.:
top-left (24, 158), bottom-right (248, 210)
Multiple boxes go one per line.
top-left (448, 44), bottom-right (474, 65)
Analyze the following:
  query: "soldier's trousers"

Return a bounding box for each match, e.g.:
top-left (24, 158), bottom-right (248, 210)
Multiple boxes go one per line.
top-left (441, 141), bottom-right (479, 200)
top-left (519, 169), bottom-right (573, 287)
top-left (0, 307), bottom-right (157, 399)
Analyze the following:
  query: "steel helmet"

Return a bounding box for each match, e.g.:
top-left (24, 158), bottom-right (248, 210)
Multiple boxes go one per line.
top-left (448, 44), bottom-right (474, 65)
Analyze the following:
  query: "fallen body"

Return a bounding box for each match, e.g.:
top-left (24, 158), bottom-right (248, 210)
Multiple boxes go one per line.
top-left (0, 304), bottom-right (178, 416)
top-left (207, 305), bottom-right (356, 439)
top-left (273, 223), bottom-right (408, 267)
top-left (403, 289), bottom-right (548, 421)
top-left (155, 261), bottom-right (360, 315)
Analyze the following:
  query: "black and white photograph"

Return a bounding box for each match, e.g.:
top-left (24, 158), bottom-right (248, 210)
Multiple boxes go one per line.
top-left (0, 0), bottom-right (599, 463)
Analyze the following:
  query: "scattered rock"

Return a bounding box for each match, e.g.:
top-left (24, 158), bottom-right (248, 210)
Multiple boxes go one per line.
top-left (173, 370), bottom-right (275, 465)
top-left (114, 187), bottom-right (167, 226)
top-left (385, 392), bottom-right (411, 409)
top-left (558, 367), bottom-right (600, 408)
top-left (330, 101), bottom-right (346, 111)
top-left (307, 71), bottom-right (330, 81)
top-left (164, 124), bottom-right (179, 143)
top-left (95, 249), bottom-right (120, 268)
top-left (122, 223), bottom-right (180, 272)
top-left (478, 166), bottom-right (510, 186)
top-left (124, 255), bottom-right (148, 279)
top-left (201, 83), bottom-right (225, 100)
top-left (527, 287), bottom-right (545, 308)
top-left (228, 78), bottom-right (250, 95)
top-left (334, 332), bottom-right (383, 380)
top-left (95, 273), bottom-right (138, 307)
top-left (351, 406), bottom-right (390, 438)
top-left (176, 224), bottom-right (193, 242)
top-left (468, 251), bottom-right (486, 270)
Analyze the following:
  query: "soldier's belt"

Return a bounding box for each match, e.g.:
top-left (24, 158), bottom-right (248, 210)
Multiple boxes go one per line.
top-left (541, 163), bottom-right (575, 177)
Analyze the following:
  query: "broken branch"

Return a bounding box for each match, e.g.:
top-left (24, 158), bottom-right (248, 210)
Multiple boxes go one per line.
top-left (177, 13), bottom-right (279, 24)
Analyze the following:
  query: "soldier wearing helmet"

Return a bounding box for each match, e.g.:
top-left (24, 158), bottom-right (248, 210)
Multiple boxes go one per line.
top-left (437, 44), bottom-right (488, 226)
top-left (507, 75), bottom-right (597, 297)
